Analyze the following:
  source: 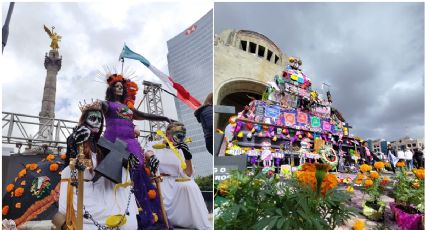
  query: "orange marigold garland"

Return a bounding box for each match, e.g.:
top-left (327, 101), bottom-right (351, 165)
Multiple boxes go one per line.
top-left (60, 154), bottom-right (67, 160)
top-left (18, 169), bottom-right (27, 178)
top-left (2, 205), bottom-right (9, 216)
top-left (15, 187), bottom-right (24, 197)
top-left (49, 163), bottom-right (59, 172)
top-left (148, 189), bottom-right (157, 199)
top-left (6, 184), bottom-right (14, 192)
top-left (46, 154), bottom-right (55, 161)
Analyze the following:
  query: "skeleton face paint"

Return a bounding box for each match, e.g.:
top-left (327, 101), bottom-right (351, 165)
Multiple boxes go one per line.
top-left (166, 125), bottom-right (186, 144)
top-left (86, 111), bottom-right (102, 133)
top-left (114, 82), bottom-right (124, 96)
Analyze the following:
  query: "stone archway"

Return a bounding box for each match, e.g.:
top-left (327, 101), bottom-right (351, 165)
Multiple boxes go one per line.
top-left (215, 79), bottom-right (267, 130)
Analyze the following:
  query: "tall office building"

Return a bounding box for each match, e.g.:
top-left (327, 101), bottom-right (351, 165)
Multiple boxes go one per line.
top-left (167, 10), bottom-right (213, 176)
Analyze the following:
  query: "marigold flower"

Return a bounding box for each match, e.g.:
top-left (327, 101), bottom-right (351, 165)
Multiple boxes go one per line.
top-left (15, 187), bottom-right (24, 197)
top-left (301, 163), bottom-right (316, 172)
top-left (321, 173), bottom-right (338, 196)
top-left (396, 161), bottom-right (406, 167)
top-left (353, 219), bottom-right (365, 230)
top-left (20, 180), bottom-right (26, 186)
top-left (6, 184), bottom-right (14, 193)
top-left (148, 189), bottom-right (156, 199)
top-left (296, 170), bottom-right (317, 191)
top-left (414, 169), bottom-right (424, 180)
top-left (50, 163), bottom-right (59, 172)
top-left (370, 171), bottom-right (379, 179)
top-left (28, 163), bottom-right (38, 170)
top-left (385, 162), bottom-right (391, 167)
top-left (360, 164), bottom-right (372, 173)
top-left (364, 179), bottom-right (373, 188)
top-left (2, 206), bottom-right (9, 216)
top-left (346, 186), bottom-right (354, 193)
top-left (46, 154), bottom-right (55, 161)
top-left (60, 154), bottom-right (67, 160)
top-left (18, 169), bottom-right (26, 178)
top-left (412, 182), bottom-right (420, 189)
top-left (374, 161), bottom-right (385, 170)
top-left (15, 203), bottom-right (21, 208)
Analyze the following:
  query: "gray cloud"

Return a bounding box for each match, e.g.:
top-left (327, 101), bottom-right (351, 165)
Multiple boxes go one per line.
top-left (215, 2), bottom-right (424, 141)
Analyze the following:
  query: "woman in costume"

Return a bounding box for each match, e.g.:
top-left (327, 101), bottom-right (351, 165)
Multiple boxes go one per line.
top-left (145, 122), bottom-right (212, 230)
top-left (58, 101), bottom-right (139, 229)
top-left (102, 74), bottom-right (174, 229)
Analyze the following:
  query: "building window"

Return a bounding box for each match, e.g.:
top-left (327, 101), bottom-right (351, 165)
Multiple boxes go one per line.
top-left (267, 50), bottom-right (273, 61)
top-left (275, 55), bottom-right (280, 64)
top-left (413, 143), bottom-right (416, 147)
top-left (240, 40), bottom-right (247, 51)
top-left (258, 45), bottom-right (265, 57)
top-left (408, 144), bottom-right (411, 147)
top-left (249, 42), bottom-right (257, 54)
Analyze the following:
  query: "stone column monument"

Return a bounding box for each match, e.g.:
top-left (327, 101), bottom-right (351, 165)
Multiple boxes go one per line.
top-left (39, 26), bottom-right (62, 141)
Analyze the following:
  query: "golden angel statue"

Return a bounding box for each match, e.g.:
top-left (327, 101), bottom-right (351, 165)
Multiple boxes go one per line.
top-left (43, 25), bottom-right (62, 50)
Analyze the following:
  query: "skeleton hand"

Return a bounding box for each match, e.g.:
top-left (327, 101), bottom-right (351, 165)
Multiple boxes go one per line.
top-left (176, 143), bottom-right (192, 160)
top-left (128, 154), bottom-right (140, 169)
top-left (147, 155), bottom-right (159, 174)
top-left (73, 126), bottom-right (91, 144)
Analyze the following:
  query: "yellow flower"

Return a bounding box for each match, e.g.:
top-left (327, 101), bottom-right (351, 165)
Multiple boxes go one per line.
top-left (346, 186), bottom-right (354, 193)
top-left (396, 161), bottom-right (406, 167)
top-left (364, 179), bottom-right (373, 188)
top-left (353, 219), bottom-right (365, 230)
top-left (414, 169), bottom-right (424, 180)
top-left (360, 164), bottom-right (372, 173)
top-left (374, 161), bottom-right (385, 170)
top-left (369, 171), bottom-right (379, 179)
top-left (321, 173), bottom-right (338, 196)
top-left (412, 182), bottom-right (420, 189)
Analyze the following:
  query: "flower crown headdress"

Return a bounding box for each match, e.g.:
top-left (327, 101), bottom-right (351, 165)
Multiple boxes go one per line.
top-left (79, 99), bottom-right (102, 112)
top-left (98, 66), bottom-right (139, 109)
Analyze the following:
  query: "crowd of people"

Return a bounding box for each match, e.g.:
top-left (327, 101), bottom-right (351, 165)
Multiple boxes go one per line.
top-left (54, 74), bottom-right (212, 230)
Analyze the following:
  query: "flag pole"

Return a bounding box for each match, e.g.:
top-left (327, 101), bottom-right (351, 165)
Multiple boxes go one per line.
top-left (120, 58), bottom-right (124, 75)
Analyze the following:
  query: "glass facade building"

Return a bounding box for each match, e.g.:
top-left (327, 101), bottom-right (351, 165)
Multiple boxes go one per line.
top-left (167, 10), bottom-right (213, 176)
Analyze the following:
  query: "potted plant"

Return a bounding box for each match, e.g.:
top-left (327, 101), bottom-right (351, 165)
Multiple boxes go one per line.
top-left (354, 162), bottom-right (386, 221)
top-left (215, 163), bottom-right (355, 229)
top-left (390, 162), bottom-right (424, 230)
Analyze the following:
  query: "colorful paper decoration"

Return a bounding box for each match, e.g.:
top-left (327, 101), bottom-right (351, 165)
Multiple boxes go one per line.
top-left (265, 105), bottom-right (281, 118)
top-left (322, 121), bottom-right (331, 132)
top-left (311, 116), bottom-right (321, 128)
top-left (284, 112), bottom-right (296, 126)
top-left (290, 74), bottom-right (298, 81)
top-left (297, 112), bottom-right (308, 124)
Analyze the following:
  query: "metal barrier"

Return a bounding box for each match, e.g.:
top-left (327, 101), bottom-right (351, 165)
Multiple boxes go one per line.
top-left (2, 111), bottom-right (77, 149)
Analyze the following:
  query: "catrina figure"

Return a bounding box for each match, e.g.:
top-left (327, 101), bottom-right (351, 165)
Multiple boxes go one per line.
top-left (56, 100), bottom-right (139, 229)
top-left (102, 73), bottom-right (174, 229)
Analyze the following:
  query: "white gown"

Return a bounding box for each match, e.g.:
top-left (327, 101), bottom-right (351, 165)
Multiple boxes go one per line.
top-left (145, 142), bottom-right (212, 230)
top-left (58, 152), bottom-right (138, 230)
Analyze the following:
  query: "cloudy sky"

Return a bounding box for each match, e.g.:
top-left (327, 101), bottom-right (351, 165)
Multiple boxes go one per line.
top-left (2, 2), bottom-right (212, 145)
top-left (215, 2), bottom-right (424, 142)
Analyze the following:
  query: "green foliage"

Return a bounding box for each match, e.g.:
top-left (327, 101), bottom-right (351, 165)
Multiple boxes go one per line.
top-left (195, 174), bottom-right (213, 191)
top-left (393, 168), bottom-right (424, 213)
top-left (214, 170), bottom-right (355, 230)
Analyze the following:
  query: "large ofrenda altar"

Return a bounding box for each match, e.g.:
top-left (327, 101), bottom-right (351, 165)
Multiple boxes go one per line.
top-left (221, 57), bottom-right (362, 173)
